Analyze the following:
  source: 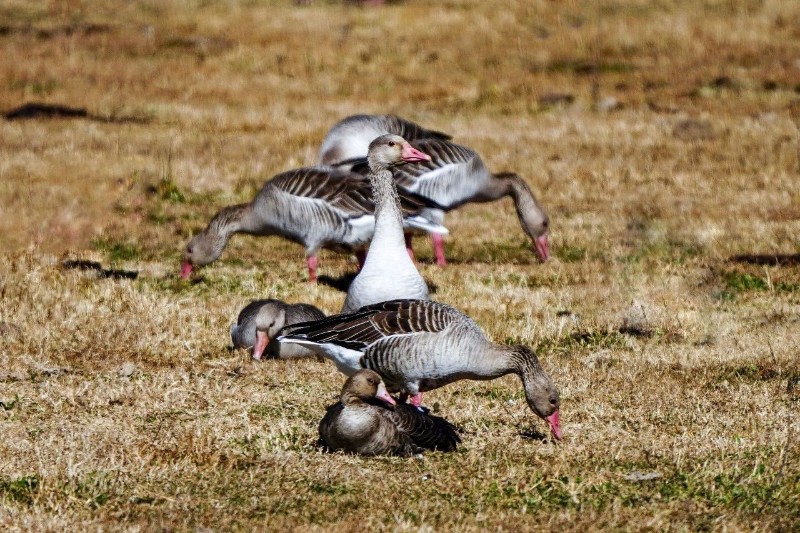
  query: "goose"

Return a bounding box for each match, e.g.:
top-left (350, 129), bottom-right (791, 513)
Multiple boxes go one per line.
top-left (349, 138), bottom-right (550, 266)
top-left (318, 369), bottom-right (461, 456)
top-left (180, 166), bottom-right (447, 282)
top-left (341, 135), bottom-right (436, 313)
top-left (319, 114), bottom-right (451, 169)
top-left (278, 299), bottom-right (562, 440)
top-left (390, 138), bottom-right (550, 266)
top-left (231, 299), bottom-right (326, 360)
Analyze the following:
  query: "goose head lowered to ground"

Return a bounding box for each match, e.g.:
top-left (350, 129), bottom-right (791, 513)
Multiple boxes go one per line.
top-left (278, 299), bottom-right (562, 440)
top-left (230, 299), bottom-right (326, 360)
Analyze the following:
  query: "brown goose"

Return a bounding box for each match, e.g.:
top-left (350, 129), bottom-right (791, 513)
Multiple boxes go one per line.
top-left (341, 134), bottom-right (435, 313)
top-left (231, 299), bottom-right (326, 360)
top-left (180, 166), bottom-right (447, 282)
top-left (319, 114), bottom-right (451, 169)
top-left (279, 299), bottom-right (562, 440)
top-left (318, 369), bottom-right (461, 456)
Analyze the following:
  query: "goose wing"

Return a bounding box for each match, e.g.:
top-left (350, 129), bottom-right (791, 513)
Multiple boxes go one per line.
top-left (392, 139), bottom-right (487, 206)
top-left (269, 167), bottom-right (375, 219)
top-left (386, 404), bottom-right (461, 452)
top-left (278, 299), bottom-right (458, 350)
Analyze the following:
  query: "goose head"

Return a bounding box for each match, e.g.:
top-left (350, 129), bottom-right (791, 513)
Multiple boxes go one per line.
top-left (494, 171), bottom-right (550, 262)
top-left (367, 134), bottom-right (431, 171)
top-left (251, 304), bottom-right (287, 360)
top-left (513, 345), bottom-right (561, 440)
top-left (181, 231), bottom-right (225, 279)
top-left (341, 369), bottom-right (397, 407)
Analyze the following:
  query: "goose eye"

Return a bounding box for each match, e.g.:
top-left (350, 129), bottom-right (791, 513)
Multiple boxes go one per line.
top-left (387, 141), bottom-right (395, 147)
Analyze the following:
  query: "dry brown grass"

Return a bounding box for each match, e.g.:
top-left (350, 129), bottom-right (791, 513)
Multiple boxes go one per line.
top-left (1, 0), bottom-right (799, 530)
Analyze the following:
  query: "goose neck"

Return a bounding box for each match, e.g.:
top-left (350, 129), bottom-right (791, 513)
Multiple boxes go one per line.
top-left (370, 168), bottom-right (405, 246)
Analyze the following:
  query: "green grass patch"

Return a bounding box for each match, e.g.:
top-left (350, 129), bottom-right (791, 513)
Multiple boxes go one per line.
top-left (91, 236), bottom-right (140, 263)
top-left (538, 328), bottom-right (627, 356)
top-left (718, 270), bottom-right (800, 300)
top-left (0, 475), bottom-right (39, 505)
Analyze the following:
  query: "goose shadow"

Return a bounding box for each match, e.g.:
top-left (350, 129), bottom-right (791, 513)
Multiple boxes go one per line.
top-left (61, 260), bottom-right (139, 280)
top-left (518, 428), bottom-right (549, 442)
top-left (728, 253), bottom-right (800, 266)
top-left (317, 273), bottom-right (438, 295)
top-left (4, 102), bottom-right (150, 124)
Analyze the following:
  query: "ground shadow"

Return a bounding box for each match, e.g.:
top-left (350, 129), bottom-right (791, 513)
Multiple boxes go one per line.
top-left (728, 253), bottom-right (800, 266)
top-left (4, 102), bottom-right (150, 124)
top-left (518, 428), bottom-right (549, 442)
top-left (61, 260), bottom-right (139, 280)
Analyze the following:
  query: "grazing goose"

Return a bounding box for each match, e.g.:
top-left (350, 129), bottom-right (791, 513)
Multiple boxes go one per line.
top-left (320, 114), bottom-right (451, 169)
top-left (231, 299), bottom-right (326, 360)
top-left (180, 166), bottom-right (446, 282)
top-left (341, 135), bottom-right (437, 313)
top-left (279, 299), bottom-right (562, 440)
top-left (391, 138), bottom-right (550, 265)
top-left (318, 369), bottom-right (461, 456)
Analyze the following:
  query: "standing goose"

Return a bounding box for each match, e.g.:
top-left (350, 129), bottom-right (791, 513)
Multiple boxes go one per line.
top-left (231, 299), bottom-right (326, 360)
top-left (341, 135), bottom-right (435, 313)
top-left (319, 114), bottom-right (451, 169)
top-left (278, 299), bottom-right (562, 440)
top-left (390, 138), bottom-right (550, 266)
top-left (180, 166), bottom-right (446, 282)
top-left (318, 369), bottom-right (461, 456)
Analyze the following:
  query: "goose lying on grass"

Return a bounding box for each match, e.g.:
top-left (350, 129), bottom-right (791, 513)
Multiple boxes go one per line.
top-left (279, 299), bottom-right (562, 440)
top-left (231, 299), bottom-right (325, 360)
top-left (318, 369), bottom-right (461, 456)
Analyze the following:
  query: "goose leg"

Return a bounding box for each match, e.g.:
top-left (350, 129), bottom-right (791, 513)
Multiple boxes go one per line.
top-left (404, 232), bottom-right (416, 263)
top-left (431, 233), bottom-right (447, 266)
top-left (307, 255), bottom-right (318, 283)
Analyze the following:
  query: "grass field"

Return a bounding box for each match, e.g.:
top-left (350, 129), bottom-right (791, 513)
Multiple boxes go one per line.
top-left (1, 0), bottom-right (799, 530)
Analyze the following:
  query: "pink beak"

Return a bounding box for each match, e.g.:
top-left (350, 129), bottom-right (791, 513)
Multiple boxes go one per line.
top-left (401, 143), bottom-right (431, 163)
top-left (180, 261), bottom-right (193, 280)
top-left (534, 234), bottom-right (550, 262)
top-left (252, 330), bottom-right (269, 360)
top-left (375, 382), bottom-right (396, 406)
top-left (545, 410), bottom-right (561, 440)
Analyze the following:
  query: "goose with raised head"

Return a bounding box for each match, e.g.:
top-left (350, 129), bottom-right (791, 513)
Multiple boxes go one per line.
top-left (231, 299), bottom-right (326, 360)
top-left (320, 114), bottom-right (451, 169)
top-left (180, 166), bottom-right (447, 282)
top-left (279, 299), bottom-right (562, 440)
top-left (341, 135), bottom-right (437, 313)
top-left (318, 369), bottom-right (461, 456)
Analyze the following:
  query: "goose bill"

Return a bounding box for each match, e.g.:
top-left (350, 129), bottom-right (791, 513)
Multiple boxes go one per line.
top-left (180, 261), bottom-right (193, 279)
top-left (534, 234), bottom-right (550, 262)
top-left (375, 382), bottom-right (397, 406)
top-left (545, 410), bottom-right (561, 440)
top-left (400, 143), bottom-right (431, 163)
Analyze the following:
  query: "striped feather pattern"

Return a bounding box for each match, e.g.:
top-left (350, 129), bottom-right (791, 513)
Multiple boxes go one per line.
top-left (279, 299), bottom-right (455, 348)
